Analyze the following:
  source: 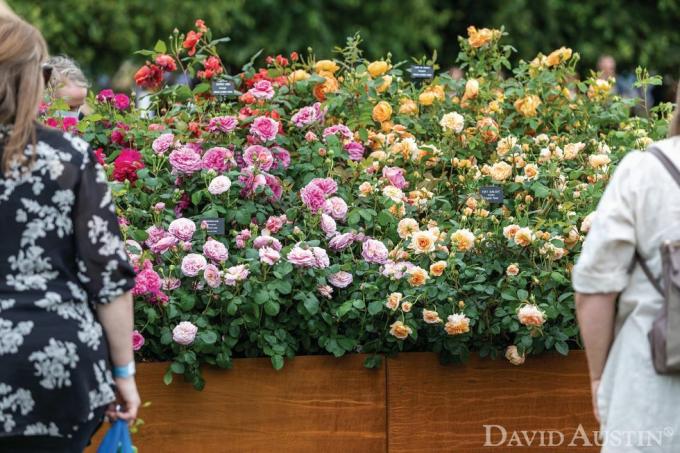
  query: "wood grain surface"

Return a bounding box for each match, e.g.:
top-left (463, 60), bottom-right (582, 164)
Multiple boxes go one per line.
top-left (86, 354), bottom-right (386, 453)
top-left (386, 351), bottom-right (599, 453)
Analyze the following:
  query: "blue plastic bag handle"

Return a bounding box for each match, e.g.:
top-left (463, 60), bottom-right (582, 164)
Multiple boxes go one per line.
top-left (97, 419), bottom-right (134, 453)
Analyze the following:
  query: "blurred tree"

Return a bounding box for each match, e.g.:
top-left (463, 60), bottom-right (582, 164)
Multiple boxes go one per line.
top-left (8, 0), bottom-right (679, 88)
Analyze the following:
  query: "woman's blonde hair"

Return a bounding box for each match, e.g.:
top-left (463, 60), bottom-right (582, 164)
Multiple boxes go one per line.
top-left (670, 82), bottom-right (680, 138)
top-left (0, 16), bottom-right (48, 173)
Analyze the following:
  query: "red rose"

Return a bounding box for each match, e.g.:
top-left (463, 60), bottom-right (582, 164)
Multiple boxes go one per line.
top-left (195, 19), bottom-right (207, 32)
top-left (275, 55), bottom-right (289, 67)
top-left (134, 64), bottom-right (164, 90)
top-left (188, 121), bottom-right (202, 138)
top-left (113, 148), bottom-right (144, 183)
top-left (204, 56), bottom-right (222, 72)
top-left (155, 54), bottom-right (177, 72)
top-left (290, 51), bottom-right (299, 62)
top-left (183, 30), bottom-right (202, 56)
top-left (93, 147), bottom-right (106, 166)
top-left (239, 92), bottom-right (256, 104)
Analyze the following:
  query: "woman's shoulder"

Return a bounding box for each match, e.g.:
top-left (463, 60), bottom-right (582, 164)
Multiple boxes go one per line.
top-left (35, 124), bottom-right (92, 167)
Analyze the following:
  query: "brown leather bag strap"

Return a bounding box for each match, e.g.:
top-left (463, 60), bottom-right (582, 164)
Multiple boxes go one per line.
top-left (634, 146), bottom-right (680, 296)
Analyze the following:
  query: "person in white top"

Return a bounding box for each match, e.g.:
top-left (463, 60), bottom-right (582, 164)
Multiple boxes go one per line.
top-left (574, 87), bottom-right (680, 453)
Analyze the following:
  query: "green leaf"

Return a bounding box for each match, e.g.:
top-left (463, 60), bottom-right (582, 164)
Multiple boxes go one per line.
top-left (153, 40), bottom-right (167, 54)
top-left (517, 289), bottom-right (529, 301)
top-left (303, 294), bottom-right (319, 315)
top-left (254, 289), bottom-right (270, 305)
top-left (555, 341), bottom-right (569, 355)
top-left (363, 355), bottom-right (383, 369)
top-left (271, 354), bottom-right (284, 370)
top-left (264, 300), bottom-right (280, 316)
top-left (531, 182), bottom-right (550, 198)
top-left (199, 331), bottom-right (218, 345)
top-left (170, 362), bottom-right (185, 374)
top-left (163, 369), bottom-right (173, 385)
top-left (368, 301), bottom-right (383, 315)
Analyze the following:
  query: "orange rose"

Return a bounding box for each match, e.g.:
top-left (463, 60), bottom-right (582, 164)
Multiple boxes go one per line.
top-left (545, 47), bottom-right (572, 67)
top-left (372, 101), bottom-right (393, 123)
top-left (514, 94), bottom-right (541, 117)
top-left (407, 267), bottom-right (429, 287)
top-left (467, 26), bottom-right (498, 48)
top-left (430, 261), bottom-right (447, 276)
top-left (476, 117), bottom-right (499, 143)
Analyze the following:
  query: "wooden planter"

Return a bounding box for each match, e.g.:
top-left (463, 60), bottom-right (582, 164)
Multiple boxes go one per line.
top-left (87, 352), bottom-right (598, 453)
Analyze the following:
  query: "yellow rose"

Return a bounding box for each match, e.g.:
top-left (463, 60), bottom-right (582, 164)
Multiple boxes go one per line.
top-left (514, 94), bottom-right (541, 117)
top-left (524, 163), bottom-right (539, 180)
top-left (397, 218), bottom-right (419, 239)
top-left (288, 69), bottom-right (310, 83)
top-left (315, 59), bottom-right (339, 74)
top-left (372, 101), bottom-right (393, 123)
top-left (513, 227), bottom-right (534, 247)
top-left (496, 135), bottom-right (518, 156)
top-left (463, 78), bottom-right (479, 100)
top-left (588, 153), bottom-right (611, 168)
top-left (399, 98), bottom-right (419, 115)
top-left (376, 74), bottom-right (392, 93)
top-left (407, 266), bottom-right (429, 287)
top-left (588, 79), bottom-right (611, 99)
top-left (467, 26), bottom-right (497, 48)
top-left (418, 91), bottom-right (436, 106)
top-left (429, 261), bottom-right (448, 276)
top-left (409, 230), bottom-right (437, 254)
top-left (476, 117), bottom-right (499, 143)
top-left (367, 60), bottom-right (390, 77)
top-left (389, 321), bottom-right (412, 340)
top-left (545, 47), bottom-right (572, 67)
top-left (490, 161), bottom-right (513, 181)
top-left (423, 309), bottom-right (442, 324)
top-left (445, 313), bottom-right (470, 335)
top-left (451, 229), bottom-right (476, 252)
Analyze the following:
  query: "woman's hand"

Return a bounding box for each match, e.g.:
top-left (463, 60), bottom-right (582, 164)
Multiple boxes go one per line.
top-left (590, 378), bottom-right (601, 423)
top-left (106, 377), bottom-right (141, 423)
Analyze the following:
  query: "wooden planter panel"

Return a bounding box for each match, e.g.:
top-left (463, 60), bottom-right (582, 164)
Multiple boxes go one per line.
top-left (87, 354), bottom-right (386, 453)
top-left (386, 351), bottom-right (598, 453)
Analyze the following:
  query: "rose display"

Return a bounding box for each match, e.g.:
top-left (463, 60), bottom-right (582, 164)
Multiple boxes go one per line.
top-left (57, 20), bottom-right (671, 388)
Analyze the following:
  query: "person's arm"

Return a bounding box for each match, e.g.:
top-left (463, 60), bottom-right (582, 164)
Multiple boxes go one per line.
top-left (97, 291), bottom-right (140, 422)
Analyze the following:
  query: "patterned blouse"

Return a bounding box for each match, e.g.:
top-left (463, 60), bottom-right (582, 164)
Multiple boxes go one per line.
top-left (0, 125), bottom-right (135, 439)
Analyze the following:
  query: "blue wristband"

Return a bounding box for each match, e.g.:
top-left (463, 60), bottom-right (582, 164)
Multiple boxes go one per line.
top-left (113, 361), bottom-right (136, 379)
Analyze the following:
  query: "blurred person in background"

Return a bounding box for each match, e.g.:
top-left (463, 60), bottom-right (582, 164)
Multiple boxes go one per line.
top-left (0, 16), bottom-right (140, 452)
top-left (46, 55), bottom-right (90, 118)
top-left (598, 54), bottom-right (654, 113)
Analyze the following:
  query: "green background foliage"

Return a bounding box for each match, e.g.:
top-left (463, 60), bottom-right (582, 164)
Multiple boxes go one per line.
top-left (9, 0), bottom-right (680, 84)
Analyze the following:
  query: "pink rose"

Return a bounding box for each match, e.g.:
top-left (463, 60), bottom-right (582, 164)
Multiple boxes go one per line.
top-left (328, 271), bottom-right (353, 288)
top-left (208, 175), bottom-right (232, 195)
top-left (329, 232), bottom-right (355, 251)
top-left (250, 116), bottom-right (279, 142)
top-left (132, 260), bottom-right (162, 296)
top-left (323, 124), bottom-right (353, 142)
top-left (300, 184), bottom-right (326, 212)
top-left (145, 225), bottom-right (167, 248)
top-left (202, 146), bottom-right (232, 172)
top-left (153, 202), bottom-right (166, 212)
top-left (311, 247), bottom-right (330, 268)
top-left (362, 239), bottom-right (388, 264)
top-left (317, 284), bottom-right (333, 299)
top-left (253, 235), bottom-right (282, 251)
top-left (181, 253), bottom-right (207, 277)
top-left (203, 238), bottom-right (229, 262)
top-left (292, 103), bottom-right (324, 128)
top-left (235, 229), bottom-right (251, 249)
top-left (169, 218), bottom-right (196, 241)
top-left (172, 321), bottom-right (198, 345)
top-left (287, 245), bottom-right (316, 267)
top-left (162, 277), bottom-right (181, 291)
top-left (309, 178), bottom-right (337, 195)
top-left (203, 264), bottom-right (222, 288)
top-left (207, 116), bottom-right (238, 133)
top-left (259, 246), bottom-right (281, 265)
top-left (132, 330), bottom-right (145, 351)
top-left (224, 265), bottom-right (249, 286)
top-left (344, 141), bottom-right (365, 161)
top-left (243, 145), bottom-right (274, 171)
top-left (96, 89), bottom-right (114, 103)
top-left (382, 166), bottom-right (407, 189)
top-left (248, 80), bottom-right (275, 100)
top-left (271, 146), bottom-right (291, 169)
top-left (305, 131), bottom-right (318, 142)
top-left (169, 146), bottom-right (202, 175)
top-left (320, 213), bottom-right (337, 237)
top-left (265, 214), bottom-right (287, 234)
top-left (150, 235), bottom-right (178, 254)
top-left (113, 93), bottom-right (130, 111)
top-left (323, 197), bottom-right (348, 221)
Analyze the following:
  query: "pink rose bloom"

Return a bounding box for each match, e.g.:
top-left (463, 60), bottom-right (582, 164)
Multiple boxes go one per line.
top-left (253, 235), bottom-right (282, 251)
top-left (305, 131), bottom-right (318, 142)
top-left (320, 213), bottom-right (337, 237)
top-left (203, 264), bottom-right (222, 288)
top-left (300, 184), bottom-right (326, 212)
top-left (224, 264), bottom-right (249, 286)
top-left (208, 175), bottom-right (232, 195)
top-left (202, 146), bottom-right (231, 172)
top-left (169, 146), bottom-right (202, 175)
top-left (250, 116), bottom-right (279, 142)
top-left (259, 247), bottom-right (281, 265)
top-left (287, 245), bottom-right (316, 268)
top-left (382, 166), bottom-right (408, 189)
top-left (145, 225), bottom-right (167, 247)
top-left (162, 277), bottom-right (181, 291)
top-left (113, 93), bottom-right (130, 111)
top-left (248, 80), bottom-right (275, 99)
top-left (265, 214), bottom-right (287, 234)
top-left (344, 141), bottom-right (365, 161)
top-left (311, 247), bottom-right (330, 269)
top-left (207, 116), bottom-right (238, 134)
top-left (271, 146), bottom-right (291, 169)
top-left (238, 168), bottom-right (267, 198)
top-left (323, 197), bottom-right (348, 221)
top-left (362, 239), bottom-right (388, 264)
top-left (152, 133), bottom-right (175, 155)
top-left (292, 103), bottom-right (324, 128)
top-left (264, 174), bottom-right (283, 201)
top-left (322, 124), bottom-right (353, 142)
top-left (96, 89), bottom-right (114, 103)
top-left (328, 271), bottom-right (353, 288)
top-left (132, 330), bottom-right (145, 351)
top-left (317, 284), bottom-right (333, 299)
top-left (182, 241), bottom-right (193, 251)
top-left (181, 253), bottom-right (207, 276)
top-left (382, 260), bottom-right (411, 280)
top-left (329, 232), bottom-right (355, 251)
top-left (309, 177), bottom-right (337, 195)
top-left (243, 145), bottom-right (274, 171)
top-left (153, 202), bottom-right (166, 212)
top-left (235, 229), bottom-right (251, 249)
top-left (148, 123), bottom-right (166, 132)
top-left (169, 218), bottom-right (196, 241)
top-left (203, 238), bottom-right (229, 262)
top-left (150, 235), bottom-right (179, 254)
top-left (172, 321), bottom-right (198, 346)
top-left (132, 260), bottom-right (162, 296)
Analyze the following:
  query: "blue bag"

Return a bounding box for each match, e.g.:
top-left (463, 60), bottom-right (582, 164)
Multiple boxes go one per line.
top-left (97, 419), bottom-right (134, 453)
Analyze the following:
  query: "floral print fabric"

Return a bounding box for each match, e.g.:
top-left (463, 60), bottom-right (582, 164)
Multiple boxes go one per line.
top-left (0, 125), bottom-right (135, 439)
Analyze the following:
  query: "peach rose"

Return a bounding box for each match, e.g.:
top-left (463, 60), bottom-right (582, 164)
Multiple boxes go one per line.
top-left (476, 117), bottom-right (499, 143)
top-left (514, 94), bottom-right (541, 117)
top-left (505, 345), bottom-right (526, 365)
top-left (389, 321), bottom-right (412, 340)
top-left (386, 292), bottom-right (403, 310)
top-left (423, 309), bottom-right (442, 324)
top-left (563, 142), bottom-right (585, 160)
top-left (496, 135), bottom-right (518, 157)
top-left (407, 266), bottom-right (429, 286)
top-left (409, 230), bottom-right (437, 254)
top-left (399, 98), bottom-right (419, 115)
top-left (467, 26), bottom-right (498, 48)
top-left (517, 304), bottom-right (546, 327)
top-left (489, 161), bottom-right (512, 181)
top-left (506, 263), bottom-right (520, 276)
top-left (524, 164), bottom-right (539, 180)
top-left (440, 111), bottom-right (465, 133)
top-left (463, 78), bottom-right (479, 100)
top-left (401, 302), bottom-right (412, 313)
top-left (588, 153), bottom-right (611, 168)
top-left (358, 182), bottom-right (374, 197)
top-left (545, 47), bottom-right (572, 67)
top-left (503, 224), bottom-right (521, 240)
top-left (513, 227), bottom-right (534, 247)
top-left (451, 229), bottom-right (475, 252)
top-left (430, 261), bottom-right (448, 276)
top-left (372, 101), bottom-right (393, 123)
top-left (445, 313), bottom-right (470, 335)
top-left (376, 75), bottom-right (393, 93)
top-left (397, 218), bottom-right (419, 239)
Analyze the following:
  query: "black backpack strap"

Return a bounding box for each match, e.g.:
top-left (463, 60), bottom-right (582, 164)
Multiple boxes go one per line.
top-left (634, 146), bottom-right (679, 296)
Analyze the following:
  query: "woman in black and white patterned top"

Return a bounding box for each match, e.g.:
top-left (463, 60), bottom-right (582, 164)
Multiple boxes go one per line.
top-left (0, 16), bottom-right (140, 452)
